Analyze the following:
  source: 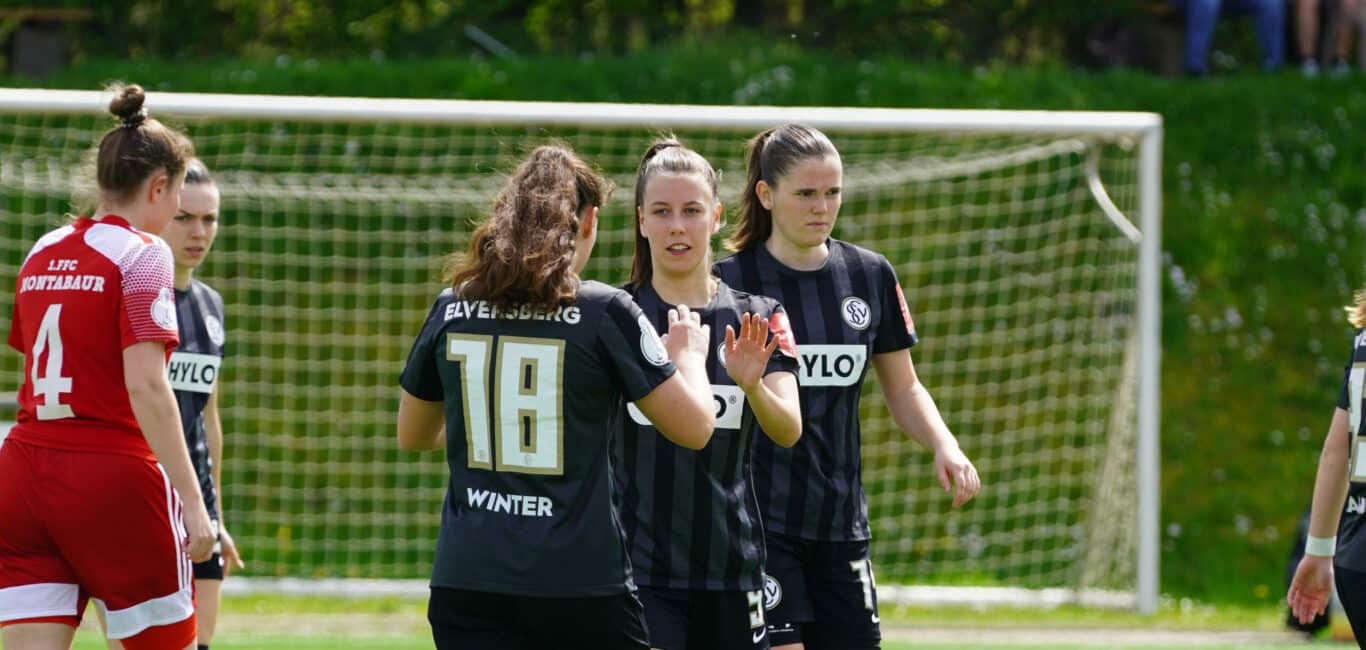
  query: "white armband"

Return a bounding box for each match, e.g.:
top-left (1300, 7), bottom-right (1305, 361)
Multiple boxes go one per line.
top-left (1305, 535), bottom-right (1337, 558)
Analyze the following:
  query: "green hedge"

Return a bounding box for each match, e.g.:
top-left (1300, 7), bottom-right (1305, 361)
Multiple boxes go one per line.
top-left (4, 42), bottom-right (1365, 604)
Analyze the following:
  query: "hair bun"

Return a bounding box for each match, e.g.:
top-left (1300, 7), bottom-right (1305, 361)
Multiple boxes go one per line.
top-left (108, 84), bottom-right (147, 122)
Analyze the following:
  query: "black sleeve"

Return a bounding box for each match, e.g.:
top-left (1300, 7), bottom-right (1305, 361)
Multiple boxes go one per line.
top-left (872, 255), bottom-right (918, 354)
top-left (399, 298), bottom-right (446, 402)
top-left (599, 291), bottom-right (677, 402)
top-left (1341, 337), bottom-right (1359, 410)
top-left (212, 288), bottom-right (228, 358)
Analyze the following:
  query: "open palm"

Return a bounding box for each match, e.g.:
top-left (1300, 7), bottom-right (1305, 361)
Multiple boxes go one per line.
top-left (724, 313), bottom-right (777, 392)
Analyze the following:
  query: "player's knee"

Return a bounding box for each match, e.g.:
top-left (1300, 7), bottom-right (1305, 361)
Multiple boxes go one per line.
top-left (116, 614), bottom-right (196, 650)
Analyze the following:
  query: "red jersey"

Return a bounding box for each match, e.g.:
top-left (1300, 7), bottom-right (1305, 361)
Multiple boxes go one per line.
top-left (6, 215), bottom-right (180, 458)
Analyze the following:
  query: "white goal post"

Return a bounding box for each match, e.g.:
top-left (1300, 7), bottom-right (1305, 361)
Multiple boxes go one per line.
top-left (0, 88), bottom-right (1161, 614)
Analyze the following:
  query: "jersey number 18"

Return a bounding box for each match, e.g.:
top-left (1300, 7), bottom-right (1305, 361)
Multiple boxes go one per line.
top-left (446, 334), bottom-right (565, 476)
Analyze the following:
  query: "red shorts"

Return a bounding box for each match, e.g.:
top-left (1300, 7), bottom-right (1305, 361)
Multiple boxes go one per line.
top-left (0, 439), bottom-right (195, 641)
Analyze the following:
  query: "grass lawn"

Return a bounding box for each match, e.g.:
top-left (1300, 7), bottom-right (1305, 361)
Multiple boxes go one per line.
top-left (6, 594), bottom-right (1350, 649)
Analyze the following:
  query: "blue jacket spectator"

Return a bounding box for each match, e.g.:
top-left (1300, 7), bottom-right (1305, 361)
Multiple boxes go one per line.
top-left (1173, 0), bottom-right (1286, 74)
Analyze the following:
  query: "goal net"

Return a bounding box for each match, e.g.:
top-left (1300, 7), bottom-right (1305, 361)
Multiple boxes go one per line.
top-left (0, 90), bottom-right (1161, 611)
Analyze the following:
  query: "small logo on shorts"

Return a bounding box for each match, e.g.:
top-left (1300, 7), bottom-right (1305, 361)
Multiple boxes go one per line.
top-left (841, 296), bottom-right (871, 331)
top-left (763, 574), bottom-right (782, 611)
top-left (205, 314), bottom-right (225, 347)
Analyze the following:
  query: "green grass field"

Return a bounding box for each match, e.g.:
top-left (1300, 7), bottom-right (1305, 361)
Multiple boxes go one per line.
top-left (0, 594), bottom-right (1350, 649)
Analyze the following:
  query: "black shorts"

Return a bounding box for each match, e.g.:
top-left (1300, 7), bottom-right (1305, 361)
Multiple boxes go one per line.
top-left (191, 520), bottom-right (224, 581)
top-left (193, 552), bottom-right (224, 581)
top-left (428, 586), bottom-right (649, 650)
top-left (1335, 563), bottom-right (1366, 644)
top-left (763, 531), bottom-right (881, 649)
top-left (637, 585), bottom-right (769, 650)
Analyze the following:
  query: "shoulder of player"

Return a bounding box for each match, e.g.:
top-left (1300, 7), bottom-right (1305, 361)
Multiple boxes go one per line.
top-left (579, 279), bottom-right (635, 309)
top-left (716, 281), bottom-right (780, 317)
top-left (20, 224), bottom-right (78, 270)
top-left (829, 238), bottom-right (891, 268)
top-left (190, 278), bottom-right (224, 303)
top-left (82, 220), bottom-right (174, 270)
top-left (712, 248), bottom-right (750, 274)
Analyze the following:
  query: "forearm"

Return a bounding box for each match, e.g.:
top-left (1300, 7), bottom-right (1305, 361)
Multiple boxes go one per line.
top-left (129, 382), bottom-right (206, 509)
top-left (745, 378), bottom-right (800, 448)
top-left (886, 380), bottom-right (959, 453)
top-left (675, 358), bottom-right (715, 420)
top-left (1309, 409), bottom-right (1353, 540)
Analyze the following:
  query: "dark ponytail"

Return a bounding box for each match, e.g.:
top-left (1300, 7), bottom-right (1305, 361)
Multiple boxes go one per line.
top-left (727, 124), bottom-right (838, 252)
top-left (96, 84), bottom-right (195, 204)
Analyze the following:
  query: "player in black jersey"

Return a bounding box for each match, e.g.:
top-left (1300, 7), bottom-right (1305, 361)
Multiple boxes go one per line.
top-left (715, 124), bottom-right (982, 650)
top-left (94, 158), bottom-right (242, 650)
top-left (615, 139), bottom-right (802, 650)
top-left (1289, 290), bottom-right (1366, 641)
top-left (397, 145), bottom-right (717, 650)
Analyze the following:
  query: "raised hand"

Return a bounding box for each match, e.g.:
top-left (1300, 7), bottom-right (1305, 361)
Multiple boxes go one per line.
top-left (663, 303), bottom-right (711, 368)
top-left (724, 312), bottom-right (779, 392)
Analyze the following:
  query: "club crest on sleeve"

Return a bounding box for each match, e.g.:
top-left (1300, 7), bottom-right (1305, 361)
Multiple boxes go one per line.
top-left (637, 314), bottom-right (669, 367)
top-left (152, 287), bottom-right (178, 330)
top-left (841, 296), bottom-right (871, 331)
top-left (206, 314), bottom-right (226, 347)
top-left (763, 574), bottom-right (782, 610)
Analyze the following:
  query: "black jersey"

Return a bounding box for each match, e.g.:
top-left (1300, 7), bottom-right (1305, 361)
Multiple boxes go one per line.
top-left (1335, 328), bottom-right (1366, 572)
top-left (614, 280), bottom-right (799, 591)
top-left (169, 279), bottom-right (226, 519)
top-left (400, 281), bottom-right (678, 598)
top-left (714, 239), bottom-right (918, 542)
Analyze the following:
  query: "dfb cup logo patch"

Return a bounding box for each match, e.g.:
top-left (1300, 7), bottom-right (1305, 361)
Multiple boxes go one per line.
top-left (151, 287), bottom-right (177, 330)
top-left (206, 314), bottom-right (226, 347)
top-left (763, 574), bottom-right (783, 610)
top-left (841, 296), bottom-right (871, 331)
top-left (637, 314), bottom-right (669, 367)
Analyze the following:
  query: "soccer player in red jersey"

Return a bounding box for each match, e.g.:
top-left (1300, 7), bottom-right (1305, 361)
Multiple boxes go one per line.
top-left (0, 84), bottom-right (217, 650)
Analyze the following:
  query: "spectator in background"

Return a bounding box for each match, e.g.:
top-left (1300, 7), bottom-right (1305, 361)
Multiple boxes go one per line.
top-left (1296, 0), bottom-right (1360, 76)
top-left (1172, 0), bottom-right (1286, 74)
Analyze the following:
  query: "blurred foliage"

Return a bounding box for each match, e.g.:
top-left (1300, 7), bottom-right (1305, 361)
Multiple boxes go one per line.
top-left (4, 33), bottom-right (1366, 605)
top-left (0, 0), bottom-right (1145, 63)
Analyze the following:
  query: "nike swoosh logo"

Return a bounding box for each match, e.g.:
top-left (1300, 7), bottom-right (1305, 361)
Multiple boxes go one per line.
top-left (752, 628), bottom-right (767, 644)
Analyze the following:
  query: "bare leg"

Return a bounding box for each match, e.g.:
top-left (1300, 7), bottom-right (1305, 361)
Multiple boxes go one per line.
top-left (1299, 0), bottom-right (1322, 60)
top-left (195, 578), bottom-right (222, 647)
top-left (1335, 0), bottom-right (1361, 59)
top-left (88, 602), bottom-right (124, 650)
top-left (2, 622), bottom-right (76, 650)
